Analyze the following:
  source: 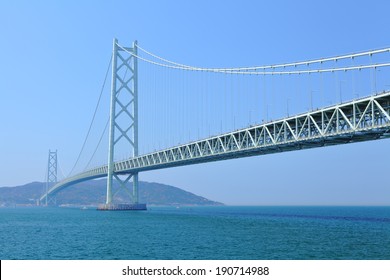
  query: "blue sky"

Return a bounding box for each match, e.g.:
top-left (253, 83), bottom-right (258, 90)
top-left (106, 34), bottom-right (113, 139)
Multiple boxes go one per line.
top-left (1, 0), bottom-right (390, 205)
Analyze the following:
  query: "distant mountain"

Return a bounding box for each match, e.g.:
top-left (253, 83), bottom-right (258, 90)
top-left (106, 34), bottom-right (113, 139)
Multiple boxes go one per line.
top-left (0, 180), bottom-right (223, 207)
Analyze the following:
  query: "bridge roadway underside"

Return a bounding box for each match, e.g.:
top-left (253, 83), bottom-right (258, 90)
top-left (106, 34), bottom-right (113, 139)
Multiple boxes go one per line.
top-left (41, 91), bottom-right (390, 201)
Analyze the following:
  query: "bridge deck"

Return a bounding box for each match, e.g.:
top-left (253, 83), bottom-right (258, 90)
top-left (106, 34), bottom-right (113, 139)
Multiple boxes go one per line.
top-left (41, 91), bottom-right (390, 201)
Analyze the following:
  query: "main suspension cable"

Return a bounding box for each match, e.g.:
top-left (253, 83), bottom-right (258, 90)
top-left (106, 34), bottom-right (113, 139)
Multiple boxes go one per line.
top-left (133, 43), bottom-right (390, 74)
top-left (84, 117), bottom-right (109, 171)
top-left (68, 55), bottom-right (112, 176)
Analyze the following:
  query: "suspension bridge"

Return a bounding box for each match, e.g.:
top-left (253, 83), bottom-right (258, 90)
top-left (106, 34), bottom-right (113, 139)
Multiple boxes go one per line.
top-left (40, 39), bottom-right (390, 210)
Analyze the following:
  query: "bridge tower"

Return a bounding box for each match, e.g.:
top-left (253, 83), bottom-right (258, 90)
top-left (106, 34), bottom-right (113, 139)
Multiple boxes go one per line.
top-left (45, 150), bottom-right (57, 206)
top-left (99, 38), bottom-right (146, 210)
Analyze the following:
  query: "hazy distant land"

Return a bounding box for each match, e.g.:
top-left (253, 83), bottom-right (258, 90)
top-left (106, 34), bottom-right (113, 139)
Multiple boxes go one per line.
top-left (0, 179), bottom-right (223, 207)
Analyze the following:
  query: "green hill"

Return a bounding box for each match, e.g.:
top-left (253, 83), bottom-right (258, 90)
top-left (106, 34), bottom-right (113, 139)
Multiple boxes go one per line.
top-left (0, 179), bottom-right (223, 207)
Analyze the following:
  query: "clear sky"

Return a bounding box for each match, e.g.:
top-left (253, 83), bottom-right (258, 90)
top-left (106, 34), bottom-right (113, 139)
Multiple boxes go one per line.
top-left (1, 0), bottom-right (389, 205)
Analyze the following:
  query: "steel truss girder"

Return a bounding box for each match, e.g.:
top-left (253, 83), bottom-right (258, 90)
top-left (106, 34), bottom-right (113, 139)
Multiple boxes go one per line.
top-left (41, 91), bottom-right (390, 202)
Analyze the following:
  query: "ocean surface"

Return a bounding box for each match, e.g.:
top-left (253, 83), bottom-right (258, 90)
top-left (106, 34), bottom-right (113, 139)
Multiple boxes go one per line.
top-left (0, 206), bottom-right (389, 260)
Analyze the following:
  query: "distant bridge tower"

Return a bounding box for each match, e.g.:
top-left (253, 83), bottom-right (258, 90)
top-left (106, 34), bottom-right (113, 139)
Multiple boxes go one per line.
top-left (45, 150), bottom-right (57, 206)
top-left (99, 38), bottom-right (146, 210)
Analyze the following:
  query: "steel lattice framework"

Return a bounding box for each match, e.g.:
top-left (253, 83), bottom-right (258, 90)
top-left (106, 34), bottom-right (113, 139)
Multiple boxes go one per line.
top-left (45, 150), bottom-right (57, 206)
top-left (40, 91), bottom-right (390, 201)
top-left (106, 39), bottom-right (139, 205)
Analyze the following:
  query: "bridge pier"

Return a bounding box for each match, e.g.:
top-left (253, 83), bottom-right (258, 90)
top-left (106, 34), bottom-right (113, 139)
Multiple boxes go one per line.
top-left (97, 203), bottom-right (146, 211)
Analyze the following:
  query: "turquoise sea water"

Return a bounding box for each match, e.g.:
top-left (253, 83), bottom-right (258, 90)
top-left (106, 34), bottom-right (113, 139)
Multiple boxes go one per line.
top-left (0, 206), bottom-right (389, 260)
